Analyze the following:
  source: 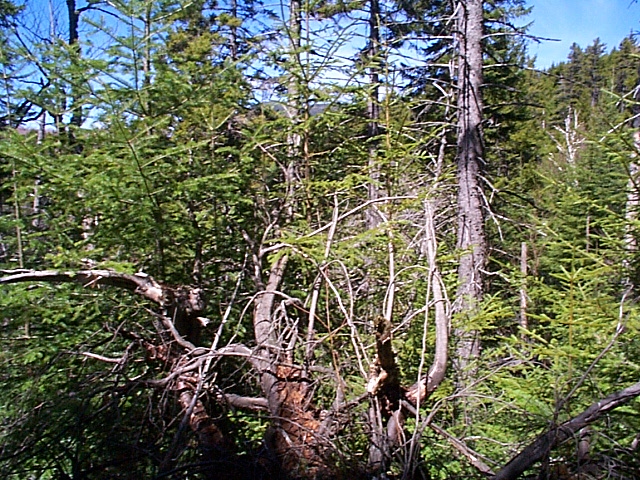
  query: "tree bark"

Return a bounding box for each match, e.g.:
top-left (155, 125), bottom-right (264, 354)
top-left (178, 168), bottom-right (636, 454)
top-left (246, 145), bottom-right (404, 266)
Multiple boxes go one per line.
top-left (454, 0), bottom-right (486, 384)
top-left (366, 0), bottom-right (382, 230)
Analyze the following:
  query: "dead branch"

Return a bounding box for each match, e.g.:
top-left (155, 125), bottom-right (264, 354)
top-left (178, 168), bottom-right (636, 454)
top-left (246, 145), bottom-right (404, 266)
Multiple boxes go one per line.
top-left (0, 269), bottom-right (165, 304)
top-left (146, 309), bottom-right (197, 351)
top-left (176, 384), bottom-right (231, 453)
top-left (492, 380), bottom-right (640, 480)
top-left (429, 423), bottom-right (495, 476)
top-left (142, 359), bottom-right (206, 387)
top-left (218, 393), bottom-right (269, 411)
top-left (76, 351), bottom-right (125, 364)
top-left (1, 269), bottom-right (206, 345)
top-left (305, 194), bottom-right (339, 364)
top-left (303, 195), bottom-right (418, 239)
top-left (405, 200), bottom-right (450, 406)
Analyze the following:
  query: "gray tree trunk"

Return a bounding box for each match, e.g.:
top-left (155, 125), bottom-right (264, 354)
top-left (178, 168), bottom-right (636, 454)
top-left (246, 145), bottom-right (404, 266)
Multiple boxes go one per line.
top-left (453, 0), bottom-right (486, 384)
top-left (66, 0), bottom-right (82, 128)
top-left (624, 131), bottom-right (640, 283)
top-left (366, 0), bottom-right (381, 230)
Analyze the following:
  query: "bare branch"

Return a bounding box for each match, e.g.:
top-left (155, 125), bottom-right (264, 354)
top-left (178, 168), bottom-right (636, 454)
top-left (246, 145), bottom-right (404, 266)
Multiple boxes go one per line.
top-left (76, 351), bottom-right (125, 364)
top-left (218, 393), bottom-right (269, 411)
top-left (0, 269), bottom-right (165, 304)
top-left (430, 423), bottom-right (495, 476)
top-left (306, 194), bottom-right (339, 363)
top-left (147, 309), bottom-right (197, 352)
top-left (493, 381), bottom-right (640, 480)
top-left (303, 196), bottom-right (417, 239)
top-left (405, 200), bottom-right (450, 406)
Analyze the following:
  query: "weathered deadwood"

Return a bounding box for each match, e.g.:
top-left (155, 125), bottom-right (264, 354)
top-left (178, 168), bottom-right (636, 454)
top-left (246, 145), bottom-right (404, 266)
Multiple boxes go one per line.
top-left (366, 313), bottom-right (403, 464)
top-left (219, 393), bottom-right (269, 411)
top-left (252, 256), bottom-right (288, 376)
top-left (1, 269), bottom-right (165, 302)
top-left (0, 269), bottom-right (204, 344)
top-left (493, 380), bottom-right (640, 480)
top-left (252, 254), bottom-right (293, 451)
top-left (177, 382), bottom-right (231, 453)
top-left (147, 309), bottom-right (197, 351)
top-left (405, 200), bottom-right (449, 406)
top-left (430, 422), bottom-right (495, 476)
top-left (251, 255), bottom-right (336, 477)
top-left (367, 316), bottom-right (400, 405)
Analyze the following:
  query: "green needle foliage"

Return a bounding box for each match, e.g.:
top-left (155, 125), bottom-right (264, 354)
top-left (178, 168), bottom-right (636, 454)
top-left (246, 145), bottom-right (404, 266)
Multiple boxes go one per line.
top-left (1, 0), bottom-right (640, 478)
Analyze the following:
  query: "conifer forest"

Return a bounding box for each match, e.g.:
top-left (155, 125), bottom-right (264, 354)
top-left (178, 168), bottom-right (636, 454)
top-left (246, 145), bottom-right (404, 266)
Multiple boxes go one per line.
top-left (2, 0), bottom-right (640, 478)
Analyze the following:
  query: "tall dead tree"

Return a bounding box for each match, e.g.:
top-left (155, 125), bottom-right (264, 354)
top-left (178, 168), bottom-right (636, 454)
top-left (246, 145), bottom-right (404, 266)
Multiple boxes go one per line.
top-left (624, 131), bottom-right (640, 284)
top-left (453, 0), bottom-right (486, 385)
top-left (366, 0), bottom-right (381, 231)
top-left (66, 0), bottom-right (82, 129)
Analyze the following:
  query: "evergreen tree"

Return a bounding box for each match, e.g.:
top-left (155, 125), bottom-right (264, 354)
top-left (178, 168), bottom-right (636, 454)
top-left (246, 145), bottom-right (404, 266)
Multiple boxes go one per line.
top-left (2, 0), bottom-right (640, 478)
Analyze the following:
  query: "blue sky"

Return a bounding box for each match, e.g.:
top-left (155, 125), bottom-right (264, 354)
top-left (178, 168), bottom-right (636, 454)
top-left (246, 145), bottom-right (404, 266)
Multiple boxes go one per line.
top-left (20, 0), bottom-right (640, 72)
top-left (526, 0), bottom-right (640, 68)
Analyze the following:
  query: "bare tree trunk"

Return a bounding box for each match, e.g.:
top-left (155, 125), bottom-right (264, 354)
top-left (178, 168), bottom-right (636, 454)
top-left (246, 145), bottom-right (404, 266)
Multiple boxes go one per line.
top-left (66, 0), bottom-right (82, 129)
top-left (624, 131), bottom-right (640, 283)
top-left (453, 0), bottom-right (486, 387)
top-left (519, 241), bottom-right (528, 332)
top-left (229, 0), bottom-right (238, 60)
top-left (253, 255), bottom-right (288, 402)
top-left (284, 0), bottom-right (302, 220)
top-left (37, 109), bottom-right (46, 143)
top-left (251, 253), bottom-right (334, 478)
top-left (366, 0), bottom-right (381, 230)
